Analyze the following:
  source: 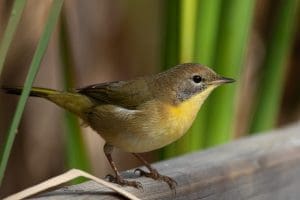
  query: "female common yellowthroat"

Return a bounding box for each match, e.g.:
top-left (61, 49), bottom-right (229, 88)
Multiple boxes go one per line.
top-left (3, 63), bottom-right (234, 190)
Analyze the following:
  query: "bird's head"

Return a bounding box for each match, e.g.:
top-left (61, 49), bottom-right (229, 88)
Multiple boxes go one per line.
top-left (153, 63), bottom-right (235, 105)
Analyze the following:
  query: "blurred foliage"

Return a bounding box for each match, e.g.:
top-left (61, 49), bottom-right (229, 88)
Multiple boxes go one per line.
top-left (162, 0), bottom-right (180, 69)
top-left (0, 0), bottom-right (26, 75)
top-left (0, 0), bottom-right (64, 185)
top-left (250, 0), bottom-right (299, 133)
top-left (191, 0), bottom-right (222, 150)
top-left (59, 11), bottom-right (90, 182)
top-left (204, 0), bottom-right (256, 146)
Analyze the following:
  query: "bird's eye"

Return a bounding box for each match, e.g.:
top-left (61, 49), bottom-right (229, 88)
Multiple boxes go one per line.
top-left (192, 75), bottom-right (202, 83)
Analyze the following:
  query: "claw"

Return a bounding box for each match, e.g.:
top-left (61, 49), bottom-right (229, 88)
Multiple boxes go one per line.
top-left (134, 168), bottom-right (177, 190)
top-left (105, 174), bottom-right (143, 191)
top-left (105, 174), bottom-right (115, 182)
top-left (134, 168), bottom-right (146, 176)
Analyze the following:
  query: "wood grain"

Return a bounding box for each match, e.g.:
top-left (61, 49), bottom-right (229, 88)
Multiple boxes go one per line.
top-left (32, 122), bottom-right (300, 200)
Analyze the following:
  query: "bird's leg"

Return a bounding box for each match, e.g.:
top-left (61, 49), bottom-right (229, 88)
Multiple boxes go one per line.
top-left (104, 144), bottom-right (142, 189)
top-left (132, 153), bottom-right (177, 190)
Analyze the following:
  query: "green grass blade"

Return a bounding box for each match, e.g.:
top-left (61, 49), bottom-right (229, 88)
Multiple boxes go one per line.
top-left (179, 0), bottom-right (197, 62)
top-left (162, 0), bottom-right (197, 158)
top-left (0, 0), bottom-right (64, 185)
top-left (194, 0), bottom-right (221, 65)
top-left (161, 0), bottom-right (181, 69)
top-left (0, 0), bottom-right (26, 75)
top-left (159, 0), bottom-right (180, 159)
top-left (59, 12), bottom-right (90, 173)
top-left (204, 0), bottom-right (255, 147)
top-left (190, 0), bottom-right (222, 150)
top-left (250, 0), bottom-right (299, 133)
top-left (173, 0), bottom-right (198, 156)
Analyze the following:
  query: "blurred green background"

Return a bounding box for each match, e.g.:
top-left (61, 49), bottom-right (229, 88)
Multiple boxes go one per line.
top-left (0, 0), bottom-right (299, 197)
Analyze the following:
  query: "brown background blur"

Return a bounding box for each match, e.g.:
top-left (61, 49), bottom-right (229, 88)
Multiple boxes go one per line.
top-left (0, 0), bottom-right (299, 197)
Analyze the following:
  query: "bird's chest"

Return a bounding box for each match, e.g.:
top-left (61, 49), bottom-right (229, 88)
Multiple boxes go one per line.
top-left (114, 99), bottom-right (201, 152)
top-left (91, 95), bottom-right (205, 153)
top-left (162, 97), bottom-right (202, 139)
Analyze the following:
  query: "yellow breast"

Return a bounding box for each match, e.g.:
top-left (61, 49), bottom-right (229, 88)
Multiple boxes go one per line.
top-left (163, 86), bottom-right (216, 139)
top-left (165, 94), bottom-right (203, 136)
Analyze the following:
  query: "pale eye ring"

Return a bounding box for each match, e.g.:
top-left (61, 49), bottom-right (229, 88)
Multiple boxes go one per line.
top-left (192, 75), bottom-right (202, 83)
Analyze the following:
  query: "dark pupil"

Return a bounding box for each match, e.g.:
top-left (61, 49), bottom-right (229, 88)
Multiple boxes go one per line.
top-left (193, 75), bottom-right (202, 83)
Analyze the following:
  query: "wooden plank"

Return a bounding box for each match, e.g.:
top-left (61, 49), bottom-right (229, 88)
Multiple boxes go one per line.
top-left (32, 122), bottom-right (300, 200)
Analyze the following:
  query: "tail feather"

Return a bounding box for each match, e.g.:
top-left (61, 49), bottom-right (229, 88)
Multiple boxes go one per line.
top-left (2, 86), bottom-right (58, 97)
top-left (2, 86), bottom-right (94, 118)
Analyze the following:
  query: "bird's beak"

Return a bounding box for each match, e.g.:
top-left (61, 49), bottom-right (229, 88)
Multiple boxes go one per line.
top-left (209, 76), bottom-right (235, 85)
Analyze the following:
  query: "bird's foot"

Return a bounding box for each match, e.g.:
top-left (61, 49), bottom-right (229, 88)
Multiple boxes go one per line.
top-left (134, 168), bottom-right (177, 190)
top-left (105, 174), bottom-right (143, 190)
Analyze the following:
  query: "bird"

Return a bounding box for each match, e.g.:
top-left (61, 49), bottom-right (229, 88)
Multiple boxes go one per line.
top-left (2, 63), bottom-right (235, 190)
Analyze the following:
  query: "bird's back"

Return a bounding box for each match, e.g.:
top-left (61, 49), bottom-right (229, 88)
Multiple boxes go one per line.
top-left (78, 78), bottom-right (154, 109)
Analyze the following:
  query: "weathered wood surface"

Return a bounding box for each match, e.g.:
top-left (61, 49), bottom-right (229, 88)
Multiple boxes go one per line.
top-left (33, 122), bottom-right (300, 200)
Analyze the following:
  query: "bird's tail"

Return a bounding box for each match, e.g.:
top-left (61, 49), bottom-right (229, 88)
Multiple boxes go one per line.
top-left (2, 86), bottom-right (59, 97)
top-left (2, 86), bottom-right (94, 118)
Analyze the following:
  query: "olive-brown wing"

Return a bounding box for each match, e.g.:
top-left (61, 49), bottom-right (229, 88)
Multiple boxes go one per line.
top-left (77, 79), bottom-right (153, 109)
